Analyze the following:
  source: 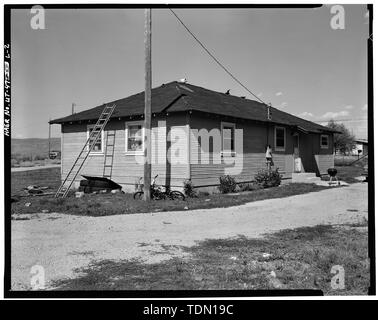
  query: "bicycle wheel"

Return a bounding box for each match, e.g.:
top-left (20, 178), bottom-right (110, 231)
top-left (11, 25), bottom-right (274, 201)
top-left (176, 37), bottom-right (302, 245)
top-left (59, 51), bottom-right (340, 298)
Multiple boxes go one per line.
top-left (153, 191), bottom-right (165, 200)
top-left (169, 191), bottom-right (186, 201)
top-left (133, 191), bottom-right (144, 200)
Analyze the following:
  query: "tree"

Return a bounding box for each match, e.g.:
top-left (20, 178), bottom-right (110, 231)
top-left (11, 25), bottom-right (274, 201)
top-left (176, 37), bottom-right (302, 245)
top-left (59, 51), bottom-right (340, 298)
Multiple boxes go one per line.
top-left (326, 120), bottom-right (356, 154)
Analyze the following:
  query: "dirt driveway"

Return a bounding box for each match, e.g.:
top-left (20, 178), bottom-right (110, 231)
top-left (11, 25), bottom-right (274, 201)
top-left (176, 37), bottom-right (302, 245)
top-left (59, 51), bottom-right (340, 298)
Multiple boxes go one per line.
top-left (11, 183), bottom-right (368, 290)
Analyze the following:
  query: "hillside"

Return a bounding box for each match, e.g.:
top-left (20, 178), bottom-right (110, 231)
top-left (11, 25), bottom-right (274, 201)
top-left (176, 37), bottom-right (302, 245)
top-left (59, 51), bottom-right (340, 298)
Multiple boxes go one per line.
top-left (11, 138), bottom-right (61, 160)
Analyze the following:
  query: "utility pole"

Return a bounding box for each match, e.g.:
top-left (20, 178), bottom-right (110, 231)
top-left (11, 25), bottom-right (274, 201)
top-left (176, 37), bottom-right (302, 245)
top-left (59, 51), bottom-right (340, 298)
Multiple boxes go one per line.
top-left (143, 8), bottom-right (152, 201)
top-left (48, 118), bottom-right (51, 158)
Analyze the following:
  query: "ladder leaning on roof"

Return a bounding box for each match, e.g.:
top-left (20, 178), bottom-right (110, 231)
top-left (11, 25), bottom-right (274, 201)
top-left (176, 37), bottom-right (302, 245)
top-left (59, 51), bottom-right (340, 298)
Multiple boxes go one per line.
top-left (55, 104), bottom-right (117, 198)
top-left (102, 129), bottom-right (116, 179)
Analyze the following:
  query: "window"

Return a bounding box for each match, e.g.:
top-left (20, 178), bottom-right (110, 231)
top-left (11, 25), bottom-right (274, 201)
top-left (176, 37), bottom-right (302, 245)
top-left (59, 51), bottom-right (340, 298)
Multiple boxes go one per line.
top-left (221, 122), bottom-right (235, 155)
top-left (87, 125), bottom-right (103, 153)
top-left (320, 134), bottom-right (329, 149)
top-left (125, 121), bottom-right (144, 154)
top-left (275, 126), bottom-right (286, 151)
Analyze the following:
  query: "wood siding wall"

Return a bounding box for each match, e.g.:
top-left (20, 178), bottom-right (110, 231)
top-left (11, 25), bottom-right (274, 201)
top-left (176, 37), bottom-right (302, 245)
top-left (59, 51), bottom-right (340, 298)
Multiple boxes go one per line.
top-left (188, 113), bottom-right (296, 187)
top-left (188, 113), bottom-right (334, 186)
top-left (315, 154), bottom-right (335, 174)
top-left (61, 113), bottom-right (189, 192)
top-left (61, 111), bottom-right (335, 191)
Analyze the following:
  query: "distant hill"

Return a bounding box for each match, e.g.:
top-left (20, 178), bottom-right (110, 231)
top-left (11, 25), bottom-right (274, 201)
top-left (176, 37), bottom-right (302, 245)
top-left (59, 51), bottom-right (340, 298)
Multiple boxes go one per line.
top-left (11, 138), bottom-right (61, 159)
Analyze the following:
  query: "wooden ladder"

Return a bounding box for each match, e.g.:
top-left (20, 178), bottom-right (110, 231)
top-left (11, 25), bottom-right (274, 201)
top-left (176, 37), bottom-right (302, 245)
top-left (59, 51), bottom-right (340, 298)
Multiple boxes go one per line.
top-left (55, 104), bottom-right (116, 198)
top-left (103, 130), bottom-right (116, 179)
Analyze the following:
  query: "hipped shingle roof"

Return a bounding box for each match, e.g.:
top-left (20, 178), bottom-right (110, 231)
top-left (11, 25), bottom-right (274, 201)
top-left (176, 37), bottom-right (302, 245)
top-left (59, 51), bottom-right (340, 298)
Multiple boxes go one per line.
top-left (50, 81), bottom-right (336, 133)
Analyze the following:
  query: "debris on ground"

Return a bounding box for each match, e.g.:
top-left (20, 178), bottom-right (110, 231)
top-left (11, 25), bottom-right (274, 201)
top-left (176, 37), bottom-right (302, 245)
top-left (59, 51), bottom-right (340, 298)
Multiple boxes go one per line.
top-left (25, 202), bottom-right (31, 207)
top-left (262, 253), bottom-right (272, 259)
top-left (75, 191), bottom-right (85, 198)
top-left (41, 209), bottom-right (49, 213)
top-left (27, 188), bottom-right (43, 195)
top-left (111, 189), bottom-right (124, 194)
top-left (267, 270), bottom-right (285, 289)
top-left (12, 214), bottom-right (32, 221)
top-left (22, 185), bottom-right (51, 196)
top-left (12, 213), bottom-right (46, 221)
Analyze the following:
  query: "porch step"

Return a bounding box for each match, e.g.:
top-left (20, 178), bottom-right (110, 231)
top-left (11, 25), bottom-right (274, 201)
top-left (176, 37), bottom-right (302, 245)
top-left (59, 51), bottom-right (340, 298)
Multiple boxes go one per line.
top-left (292, 173), bottom-right (321, 184)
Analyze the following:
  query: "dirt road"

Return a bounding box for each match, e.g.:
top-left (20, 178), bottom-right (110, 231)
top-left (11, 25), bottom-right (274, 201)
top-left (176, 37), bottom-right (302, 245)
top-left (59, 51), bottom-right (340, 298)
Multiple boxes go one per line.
top-left (11, 183), bottom-right (368, 290)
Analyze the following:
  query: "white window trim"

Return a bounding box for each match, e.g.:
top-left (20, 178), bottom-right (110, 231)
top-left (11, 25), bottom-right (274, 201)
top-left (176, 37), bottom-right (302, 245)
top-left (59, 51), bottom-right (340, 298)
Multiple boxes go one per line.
top-left (87, 124), bottom-right (104, 154)
top-left (274, 126), bottom-right (286, 151)
top-left (125, 120), bottom-right (144, 155)
top-left (320, 134), bottom-right (329, 149)
top-left (221, 121), bottom-right (236, 156)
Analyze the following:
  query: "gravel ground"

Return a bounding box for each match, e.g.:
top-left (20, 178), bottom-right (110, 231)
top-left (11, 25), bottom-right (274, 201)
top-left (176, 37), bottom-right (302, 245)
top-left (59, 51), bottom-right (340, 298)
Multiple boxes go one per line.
top-left (11, 183), bottom-right (368, 290)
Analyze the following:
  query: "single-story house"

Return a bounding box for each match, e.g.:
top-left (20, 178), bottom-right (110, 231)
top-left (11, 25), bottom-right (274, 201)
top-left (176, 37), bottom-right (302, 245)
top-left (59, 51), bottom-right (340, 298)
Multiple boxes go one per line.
top-left (50, 81), bottom-right (338, 192)
top-left (353, 139), bottom-right (368, 156)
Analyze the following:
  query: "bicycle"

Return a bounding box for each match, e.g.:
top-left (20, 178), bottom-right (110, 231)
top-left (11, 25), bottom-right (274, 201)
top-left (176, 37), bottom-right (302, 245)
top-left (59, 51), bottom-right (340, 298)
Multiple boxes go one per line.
top-left (133, 175), bottom-right (186, 201)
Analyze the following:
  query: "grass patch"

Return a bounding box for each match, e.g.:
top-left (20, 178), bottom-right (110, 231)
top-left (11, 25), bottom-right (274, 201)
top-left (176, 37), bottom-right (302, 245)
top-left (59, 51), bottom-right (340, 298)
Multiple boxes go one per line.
top-left (321, 166), bottom-right (365, 184)
top-left (11, 167), bottom-right (61, 196)
top-left (12, 183), bottom-right (329, 217)
top-left (52, 224), bottom-right (369, 295)
top-left (335, 155), bottom-right (368, 167)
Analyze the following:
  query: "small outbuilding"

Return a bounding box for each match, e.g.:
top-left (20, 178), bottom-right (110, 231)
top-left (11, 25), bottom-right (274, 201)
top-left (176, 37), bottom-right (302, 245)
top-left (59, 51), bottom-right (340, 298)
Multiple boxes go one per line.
top-left (354, 139), bottom-right (368, 156)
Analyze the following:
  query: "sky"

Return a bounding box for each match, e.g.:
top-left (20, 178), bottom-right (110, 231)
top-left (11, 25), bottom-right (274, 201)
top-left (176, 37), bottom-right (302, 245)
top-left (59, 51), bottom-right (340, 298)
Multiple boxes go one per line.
top-left (11, 5), bottom-right (369, 139)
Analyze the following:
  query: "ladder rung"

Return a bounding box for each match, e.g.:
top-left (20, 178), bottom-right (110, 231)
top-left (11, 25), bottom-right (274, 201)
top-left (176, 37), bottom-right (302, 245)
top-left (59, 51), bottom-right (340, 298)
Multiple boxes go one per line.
top-left (56, 103), bottom-right (116, 198)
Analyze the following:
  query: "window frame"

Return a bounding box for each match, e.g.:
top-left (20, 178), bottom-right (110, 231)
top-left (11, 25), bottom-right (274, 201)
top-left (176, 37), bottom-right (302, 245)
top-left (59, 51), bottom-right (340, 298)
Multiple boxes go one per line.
top-left (221, 121), bottom-right (236, 156)
top-left (86, 124), bottom-right (104, 154)
top-left (274, 126), bottom-right (286, 152)
top-left (125, 120), bottom-right (144, 155)
top-left (320, 134), bottom-right (329, 149)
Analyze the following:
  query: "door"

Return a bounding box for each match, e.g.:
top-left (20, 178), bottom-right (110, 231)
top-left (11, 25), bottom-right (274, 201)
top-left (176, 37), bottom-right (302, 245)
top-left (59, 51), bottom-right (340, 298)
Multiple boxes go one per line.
top-left (293, 134), bottom-right (301, 172)
top-left (293, 134), bottom-right (299, 158)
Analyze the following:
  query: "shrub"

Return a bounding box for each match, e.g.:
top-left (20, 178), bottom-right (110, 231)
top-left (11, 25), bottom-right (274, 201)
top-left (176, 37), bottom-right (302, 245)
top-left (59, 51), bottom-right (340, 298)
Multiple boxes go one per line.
top-left (237, 182), bottom-right (264, 192)
top-left (34, 154), bottom-right (47, 161)
top-left (237, 183), bottom-right (250, 192)
top-left (254, 168), bottom-right (281, 188)
top-left (219, 175), bottom-right (237, 194)
top-left (198, 191), bottom-right (210, 197)
top-left (183, 179), bottom-right (197, 198)
top-left (11, 159), bottom-right (19, 167)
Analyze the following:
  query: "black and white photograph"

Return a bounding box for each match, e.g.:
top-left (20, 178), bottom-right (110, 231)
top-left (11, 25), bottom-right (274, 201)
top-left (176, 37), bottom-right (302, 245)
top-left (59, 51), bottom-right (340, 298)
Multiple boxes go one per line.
top-left (2, 2), bottom-right (374, 301)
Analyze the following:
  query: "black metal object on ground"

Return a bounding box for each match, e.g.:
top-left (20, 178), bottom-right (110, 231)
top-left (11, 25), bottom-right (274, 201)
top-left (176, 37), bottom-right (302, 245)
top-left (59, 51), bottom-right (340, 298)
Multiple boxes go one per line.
top-left (327, 168), bottom-right (337, 177)
top-left (327, 168), bottom-right (340, 185)
top-left (79, 175), bottom-right (122, 193)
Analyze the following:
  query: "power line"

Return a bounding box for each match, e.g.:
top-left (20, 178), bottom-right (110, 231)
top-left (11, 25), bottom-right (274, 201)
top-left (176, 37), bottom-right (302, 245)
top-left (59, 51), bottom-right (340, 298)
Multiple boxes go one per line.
top-left (169, 8), bottom-right (266, 104)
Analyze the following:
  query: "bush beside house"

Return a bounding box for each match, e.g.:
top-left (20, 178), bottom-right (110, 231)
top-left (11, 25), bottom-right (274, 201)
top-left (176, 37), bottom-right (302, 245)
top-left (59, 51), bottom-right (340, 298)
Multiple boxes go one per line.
top-left (218, 169), bottom-right (282, 194)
